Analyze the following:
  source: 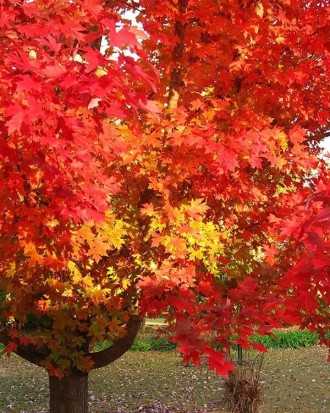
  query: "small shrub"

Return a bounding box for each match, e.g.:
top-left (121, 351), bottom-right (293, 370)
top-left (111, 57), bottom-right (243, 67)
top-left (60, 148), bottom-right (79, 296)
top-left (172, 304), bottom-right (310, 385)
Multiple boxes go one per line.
top-left (223, 353), bottom-right (264, 413)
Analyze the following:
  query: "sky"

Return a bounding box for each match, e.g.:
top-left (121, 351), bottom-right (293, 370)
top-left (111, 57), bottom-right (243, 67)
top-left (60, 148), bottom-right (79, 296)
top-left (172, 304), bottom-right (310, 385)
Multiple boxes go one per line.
top-left (319, 136), bottom-right (330, 152)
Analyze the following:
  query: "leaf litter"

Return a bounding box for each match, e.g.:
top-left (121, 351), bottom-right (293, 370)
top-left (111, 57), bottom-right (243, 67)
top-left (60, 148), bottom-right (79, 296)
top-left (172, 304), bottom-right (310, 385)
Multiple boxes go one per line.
top-left (0, 346), bottom-right (329, 412)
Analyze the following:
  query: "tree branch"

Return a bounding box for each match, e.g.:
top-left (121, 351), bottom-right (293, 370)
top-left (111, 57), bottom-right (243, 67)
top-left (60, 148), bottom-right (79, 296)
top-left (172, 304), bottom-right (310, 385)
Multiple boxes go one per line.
top-left (0, 330), bottom-right (49, 367)
top-left (15, 343), bottom-right (49, 367)
top-left (89, 315), bottom-right (142, 369)
top-left (168, 0), bottom-right (188, 110)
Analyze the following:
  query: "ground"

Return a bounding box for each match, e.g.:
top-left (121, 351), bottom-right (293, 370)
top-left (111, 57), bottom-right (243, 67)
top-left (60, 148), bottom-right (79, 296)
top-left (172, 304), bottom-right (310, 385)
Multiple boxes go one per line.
top-left (0, 346), bottom-right (329, 412)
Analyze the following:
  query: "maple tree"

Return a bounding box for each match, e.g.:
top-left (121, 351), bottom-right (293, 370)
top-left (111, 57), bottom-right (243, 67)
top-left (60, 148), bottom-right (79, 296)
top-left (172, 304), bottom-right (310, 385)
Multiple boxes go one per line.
top-left (0, 0), bottom-right (329, 412)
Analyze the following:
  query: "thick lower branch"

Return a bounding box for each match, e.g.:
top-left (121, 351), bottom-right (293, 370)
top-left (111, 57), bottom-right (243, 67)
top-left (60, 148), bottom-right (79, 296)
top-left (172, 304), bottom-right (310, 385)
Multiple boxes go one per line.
top-left (90, 315), bottom-right (142, 369)
top-left (15, 344), bottom-right (49, 367)
top-left (0, 330), bottom-right (49, 366)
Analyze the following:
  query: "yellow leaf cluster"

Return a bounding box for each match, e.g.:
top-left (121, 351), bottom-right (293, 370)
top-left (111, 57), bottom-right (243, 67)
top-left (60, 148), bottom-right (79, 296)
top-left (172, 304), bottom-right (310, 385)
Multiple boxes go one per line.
top-left (146, 199), bottom-right (225, 273)
top-left (72, 211), bottom-right (127, 262)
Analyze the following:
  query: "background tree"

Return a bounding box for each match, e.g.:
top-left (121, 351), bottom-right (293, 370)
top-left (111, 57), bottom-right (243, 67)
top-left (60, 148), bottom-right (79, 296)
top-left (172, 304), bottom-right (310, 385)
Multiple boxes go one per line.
top-left (0, 1), bottom-right (329, 412)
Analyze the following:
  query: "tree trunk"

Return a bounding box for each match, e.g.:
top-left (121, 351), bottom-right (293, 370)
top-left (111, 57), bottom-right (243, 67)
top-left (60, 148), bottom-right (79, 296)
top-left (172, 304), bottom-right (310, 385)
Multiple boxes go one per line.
top-left (49, 371), bottom-right (88, 413)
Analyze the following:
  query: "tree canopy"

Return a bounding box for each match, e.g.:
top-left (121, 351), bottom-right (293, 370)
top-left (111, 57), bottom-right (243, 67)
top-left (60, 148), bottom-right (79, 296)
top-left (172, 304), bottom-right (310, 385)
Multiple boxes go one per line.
top-left (0, 0), bottom-right (329, 384)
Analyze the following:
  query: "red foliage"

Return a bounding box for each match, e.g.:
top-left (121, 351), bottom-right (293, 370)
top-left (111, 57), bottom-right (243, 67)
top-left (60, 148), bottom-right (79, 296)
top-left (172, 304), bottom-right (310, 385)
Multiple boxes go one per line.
top-left (0, 0), bottom-right (329, 377)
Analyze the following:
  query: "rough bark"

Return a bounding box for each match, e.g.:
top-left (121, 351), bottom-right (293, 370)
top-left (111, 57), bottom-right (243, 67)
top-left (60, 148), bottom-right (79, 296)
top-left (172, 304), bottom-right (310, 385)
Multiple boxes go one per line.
top-left (49, 371), bottom-right (89, 413)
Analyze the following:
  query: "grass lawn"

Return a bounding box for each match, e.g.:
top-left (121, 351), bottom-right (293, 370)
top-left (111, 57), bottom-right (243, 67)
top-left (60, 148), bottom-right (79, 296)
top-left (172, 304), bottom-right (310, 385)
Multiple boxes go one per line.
top-left (0, 346), bottom-right (329, 413)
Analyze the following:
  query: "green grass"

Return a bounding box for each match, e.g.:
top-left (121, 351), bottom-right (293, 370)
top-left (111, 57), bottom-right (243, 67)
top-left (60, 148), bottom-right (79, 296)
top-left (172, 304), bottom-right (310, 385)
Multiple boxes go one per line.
top-left (0, 329), bottom-right (325, 357)
top-left (131, 336), bottom-right (177, 351)
top-left (130, 329), bottom-right (323, 352)
top-left (92, 336), bottom-right (176, 353)
top-left (250, 330), bottom-right (320, 349)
